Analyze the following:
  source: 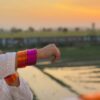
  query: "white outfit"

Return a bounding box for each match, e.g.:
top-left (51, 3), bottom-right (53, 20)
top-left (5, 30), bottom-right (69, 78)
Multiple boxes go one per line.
top-left (0, 78), bottom-right (33, 100)
top-left (0, 52), bottom-right (33, 100)
top-left (64, 96), bottom-right (80, 100)
top-left (0, 52), bottom-right (16, 78)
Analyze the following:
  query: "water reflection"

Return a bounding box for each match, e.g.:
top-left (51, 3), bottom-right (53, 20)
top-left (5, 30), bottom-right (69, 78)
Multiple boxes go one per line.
top-left (18, 65), bottom-right (100, 100)
top-left (44, 65), bottom-right (100, 94)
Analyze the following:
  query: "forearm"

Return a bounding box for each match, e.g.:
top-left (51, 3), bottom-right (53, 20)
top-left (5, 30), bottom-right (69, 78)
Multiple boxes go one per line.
top-left (5, 44), bottom-right (60, 87)
top-left (5, 49), bottom-right (38, 87)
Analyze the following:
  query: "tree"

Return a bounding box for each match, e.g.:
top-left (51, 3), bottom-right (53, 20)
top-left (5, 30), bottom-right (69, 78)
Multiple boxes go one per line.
top-left (0, 28), bottom-right (4, 33)
top-left (42, 28), bottom-right (46, 32)
top-left (11, 27), bottom-right (22, 33)
top-left (28, 27), bottom-right (34, 32)
top-left (57, 27), bottom-right (68, 32)
top-left (57, 27), bottom-right (63, 32)
top-left (63, 28), bottom-right (68, 32)
top-left (42, 27), bottom-right (52, 32)
top-left (75, 27), bottom-right (80, 32)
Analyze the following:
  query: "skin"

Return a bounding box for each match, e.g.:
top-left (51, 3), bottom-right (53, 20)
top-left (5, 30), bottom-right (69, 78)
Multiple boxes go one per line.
top-left (37, 44), bottom-right (61, 62)
top-left (10, 44), bottom-right (61, 87)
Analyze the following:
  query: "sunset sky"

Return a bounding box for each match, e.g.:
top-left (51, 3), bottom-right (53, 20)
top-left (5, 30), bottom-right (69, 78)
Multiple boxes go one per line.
top-left (0, 0), bottom-right (100, 29)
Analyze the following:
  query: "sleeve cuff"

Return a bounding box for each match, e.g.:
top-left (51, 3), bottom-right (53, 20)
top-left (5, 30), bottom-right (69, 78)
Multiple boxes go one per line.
top-left (0, 52), bottom-right (16, 78)
top-left (8, 77), bottom-right (33, 100)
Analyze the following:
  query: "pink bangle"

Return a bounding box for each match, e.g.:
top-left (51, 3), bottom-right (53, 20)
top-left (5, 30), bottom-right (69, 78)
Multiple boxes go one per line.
top-left (27, 49), bottom-right (37, 65)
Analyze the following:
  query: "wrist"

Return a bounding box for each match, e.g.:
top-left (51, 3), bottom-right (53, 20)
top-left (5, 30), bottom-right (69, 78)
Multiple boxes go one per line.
top-left (27, 49), bottom-right (37, 65)
top-left (17, 49), bottom-right (37, 68)
top-left (37, 49), bottom-right (47, 59)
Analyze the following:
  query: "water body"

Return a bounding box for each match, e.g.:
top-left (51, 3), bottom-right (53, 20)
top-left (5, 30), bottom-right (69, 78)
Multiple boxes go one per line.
top-left (18, 65), bottom-right (100, 100)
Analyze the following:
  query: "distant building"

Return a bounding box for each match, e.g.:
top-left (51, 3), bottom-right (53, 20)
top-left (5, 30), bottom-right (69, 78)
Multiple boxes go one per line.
top-left (91, 22), bottom-right (96, 35)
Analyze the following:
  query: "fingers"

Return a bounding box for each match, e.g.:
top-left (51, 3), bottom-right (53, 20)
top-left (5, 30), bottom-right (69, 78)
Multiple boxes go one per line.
top-left (37, 44), bottom-right (61, 63)
top-left (50, 44), bottom-right (61, 62)
top-left (49, 55), bottom-right (56, 63)
top-left (55, 46), bottom-right (61, 60)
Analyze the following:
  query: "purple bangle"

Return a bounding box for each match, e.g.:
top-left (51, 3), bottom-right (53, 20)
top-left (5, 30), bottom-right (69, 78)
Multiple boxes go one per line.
top-left (27, 49), bottom-right (37, 65)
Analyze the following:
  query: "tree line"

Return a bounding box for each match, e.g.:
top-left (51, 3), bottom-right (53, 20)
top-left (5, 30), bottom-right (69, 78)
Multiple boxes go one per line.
top-left (0, 22), bottom-right (97, 33)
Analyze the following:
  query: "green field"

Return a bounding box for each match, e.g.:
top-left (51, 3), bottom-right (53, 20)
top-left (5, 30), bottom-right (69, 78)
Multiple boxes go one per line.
top-left (3, 44), bottom-right (100, 62)
top-left (0, 30), bottom-right (100, 38)
top-left (60, 45), bottom-right (100, 61)
top-left (0, 31), bottom-right (100, 62)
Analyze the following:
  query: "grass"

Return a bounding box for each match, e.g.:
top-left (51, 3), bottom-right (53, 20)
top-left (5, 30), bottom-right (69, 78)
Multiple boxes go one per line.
top-left (60, 45), bottom-right (100, 61)
top-left (2, 44), bottom-right (100, 62)
top-left (0, 31), bottom-right (100, 62)
top-left (38, 45), bottom-right (100, 68)
top-left (0, 30), bottom-right (100, 38)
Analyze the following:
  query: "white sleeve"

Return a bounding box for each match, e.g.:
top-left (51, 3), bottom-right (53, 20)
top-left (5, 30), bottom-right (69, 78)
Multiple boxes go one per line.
top-left (0, 52), bottom-right (16, 78)
top-left (8, 78), bottom-right (33, 100)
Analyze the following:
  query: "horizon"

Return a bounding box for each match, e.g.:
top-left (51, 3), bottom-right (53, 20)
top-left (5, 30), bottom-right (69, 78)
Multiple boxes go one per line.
top-left (0, 0), bottom-right (100, 29)
top-left (0, 23), bottom-right (99, 31)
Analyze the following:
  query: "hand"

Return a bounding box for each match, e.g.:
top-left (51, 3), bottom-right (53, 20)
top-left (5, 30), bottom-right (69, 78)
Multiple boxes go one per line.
top-left (37, 44), bottom-right (61, 63)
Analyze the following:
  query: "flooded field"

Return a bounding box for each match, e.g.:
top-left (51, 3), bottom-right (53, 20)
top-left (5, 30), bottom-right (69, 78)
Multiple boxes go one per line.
top-left (44, 66), bottom-right (100, 94)
top-left (18, 65), bottom-right (100, 100)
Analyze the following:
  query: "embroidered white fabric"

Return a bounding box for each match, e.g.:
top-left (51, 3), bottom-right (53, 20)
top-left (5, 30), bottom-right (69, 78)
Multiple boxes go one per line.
top-left (0, 52), bottom-right (16, 78)
top-left (0, 78), bottom-right (33, 100)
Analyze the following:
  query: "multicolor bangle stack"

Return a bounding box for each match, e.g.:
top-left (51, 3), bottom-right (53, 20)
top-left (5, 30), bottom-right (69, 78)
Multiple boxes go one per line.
top-left (17, 50), bottom-right (27, 68)
top-left (5, 49), bottom-right (37, 85)
top-left (17, 49), bottom-right (37, 68)
top-left (5, 72), bottom-right (19, 85)
top-left (27, 49), bottom-right (37, 65)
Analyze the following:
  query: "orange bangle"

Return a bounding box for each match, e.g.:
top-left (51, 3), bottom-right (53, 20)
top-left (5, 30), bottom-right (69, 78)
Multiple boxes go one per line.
top-left (17, 50), bottom-right (27, 68)
top-left (5, 72), bottom-right (19, 85)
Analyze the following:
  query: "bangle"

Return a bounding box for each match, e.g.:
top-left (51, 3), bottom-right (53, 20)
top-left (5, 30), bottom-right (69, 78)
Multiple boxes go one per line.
top-left (27, 49), bottom-right (37, 65)
top-left (5, 72), bottom-right (19, 85)
top-left (17, 50), bottom-right (27, 68)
